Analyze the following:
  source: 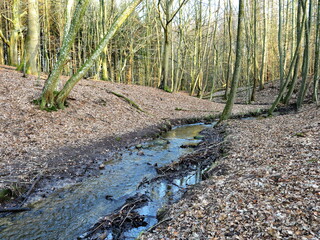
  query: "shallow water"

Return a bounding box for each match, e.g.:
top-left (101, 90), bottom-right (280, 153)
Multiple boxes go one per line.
top-left (0, 123), bottom-right (210, 240)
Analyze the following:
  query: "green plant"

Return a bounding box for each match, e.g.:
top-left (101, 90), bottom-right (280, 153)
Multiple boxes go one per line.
top-left (307, 158), bottom-right (318, 163)
top-left (163, 86), bottom-right (172, 93)
top-left (295, 132), bottom-right (306, 137)
top-left (0, 188), bottom-right (12, 202)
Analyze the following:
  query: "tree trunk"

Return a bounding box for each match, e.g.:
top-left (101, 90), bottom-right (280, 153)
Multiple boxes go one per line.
top-left (313, 0), bottom-right (320, 104)
top-left (159, 14), bottom-right (170, 90)
top-left (40, 0), bottom-right (90, 110)
top-left (278, 0), bottom-right (284, 90)
top-left (224, 0), bottom-right (232, 100)
top-left (55, 0), bottom-right (143, 108)
top-left (251, 0), bottom-right (258, 102)
top-left (20, 0), bottom-right (40, 74)
top-left (158, 0), bottom-right (188, 90)
top-left (9, 0), bottom-right (22, 66)
top-left (219, 0), bottom-right (244, 122)
top-left (0, 17), bottom-right (4, 65)
top-left (269, 0), bottom-right (306, 115)
top-left (259, 0), bottom-right (268, 90)
top-left (283, 1), bottom-right (303, 104)
top-left (297, 0), bottom-right (312, 109)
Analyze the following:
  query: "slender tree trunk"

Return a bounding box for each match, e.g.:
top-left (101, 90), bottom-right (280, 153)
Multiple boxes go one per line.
top-left (64, 0), bottom-right (75, 39)
top-left (40, 0), bottom-right (90, 109)
top-left (127, 41), bottom-right (134, 84)
top-left (159, 0), bottom-right (172, 90)
top-left (284, 1), bottom-right (303, 104)
top-left (43, 0), bottom-right (52, 72)
top-left (224, 0), bottom-right (232, 100)
top-left (160, 27), bottom-right (170, 89)
top-left (269, 0), bottom-right (306, 114)
top-left (219, 0), bottom-right (244, 122)
top-left (260, 0), bottom-right (268, 90)
top-left (190, 1), bottom-right (203, 96)
top-left (0, 17), bottom-right (4, 65)
top-left (278, 0), bottom-right (284, 89)
top-left (313, 0), bottom-right (320, 104)
top-left (251, 0), bottom-right (258, 102)
top-left (158, 0), bottom-right (188, 90)
top-left (20, 0), bottom-right (40, 74)
top-left (9, 0), bottom-right (22, 66)
top-left (297, 0), bottom-right (312, 109)
top-left (55, 0), bottom-right (143, 108)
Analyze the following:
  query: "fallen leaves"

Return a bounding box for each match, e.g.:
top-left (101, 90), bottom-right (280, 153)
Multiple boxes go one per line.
top-left (140, 104), bottom-right (320, 240)
top-left (0, 65), bottom-right (267, 206)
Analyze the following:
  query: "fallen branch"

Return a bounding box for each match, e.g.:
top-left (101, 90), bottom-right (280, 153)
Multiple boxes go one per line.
top-left (147, 218), bottom-right (172, 232)
top-left (175, 108), bottom-right (218, 113)
top-left (203, 87), bottom-right (252, 100)
top-left (80, 194), bottom-right (149, 239)
top-left (20, 174), bottom-right (42, 206)
top-left (0, 207), bottom-right (31, 213)
top-left (107, 90), bottom-right (145, 113)
top-left (119, 205), bottom-right (135, 227)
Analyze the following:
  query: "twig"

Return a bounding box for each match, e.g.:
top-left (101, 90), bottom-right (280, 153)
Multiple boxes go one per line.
top-left (147, 218), bottom-right (172, 232)
top-left (171, 182), bottom-right (184, 189)
top-left (20, 174), bottom-right (42, 206)
top-left (0, 207), bottom-right (31, 213)
top-left (119, 205), bottom-right (135, 227)
top-left (87, 221), bottom-right (107, 237)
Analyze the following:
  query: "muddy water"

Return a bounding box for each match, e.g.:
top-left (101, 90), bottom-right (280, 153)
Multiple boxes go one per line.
top-left (0, 123), bottom-right (210, 240)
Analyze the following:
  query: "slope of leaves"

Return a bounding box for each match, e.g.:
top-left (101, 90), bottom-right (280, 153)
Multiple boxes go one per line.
top-left (0, 65), bottom-right (266, 204)
top-left (141, 104), bottom-right (320, 239)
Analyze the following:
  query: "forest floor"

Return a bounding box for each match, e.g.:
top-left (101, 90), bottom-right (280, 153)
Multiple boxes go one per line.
top-left (2, 65), bottom-right (319, 240)
top-left (140, 103), bottom-right (320, 239)
top-left (0, 65), bottom-right (268, 207)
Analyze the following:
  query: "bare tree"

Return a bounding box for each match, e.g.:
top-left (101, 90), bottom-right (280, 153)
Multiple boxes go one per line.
top-left (219, 0), bottom-right (245, 122)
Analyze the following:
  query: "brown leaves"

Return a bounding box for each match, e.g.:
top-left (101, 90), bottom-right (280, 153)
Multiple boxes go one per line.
top-left (1, 65), bottom-right (270, 206)
top-left (140, 104), bottom-right (320, 240)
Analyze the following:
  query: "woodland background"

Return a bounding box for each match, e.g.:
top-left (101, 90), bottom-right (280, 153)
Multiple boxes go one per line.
top-left (0, 0), bottom-right (319, 107)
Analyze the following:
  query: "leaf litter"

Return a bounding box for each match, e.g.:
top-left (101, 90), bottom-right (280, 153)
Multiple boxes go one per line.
top-left (0, 65), bottom-right (266, 207)
top-left (140, 104), bottom-right (320, 240)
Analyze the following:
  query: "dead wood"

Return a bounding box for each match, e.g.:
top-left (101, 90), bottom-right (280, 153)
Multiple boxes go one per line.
top-left (20, 174), bottom-right (42, 206)
top-left (80, 194), bottom-right (149, 239)
top-left (108, 90), bottom-right (145, 113)
top-left (0, 207), bottom-right (31, 213)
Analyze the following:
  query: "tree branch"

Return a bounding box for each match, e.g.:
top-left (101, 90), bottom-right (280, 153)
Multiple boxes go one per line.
top-left (167, 0), bottom-right (189, 25)
top-left (1, 14), bottom-right (13, 24)
top-left (156, 0), bottom-right (166, 30)
top-left (0, 29), bottom-right (10, 46)
top-left (108, 90), bottom-right (145, 113)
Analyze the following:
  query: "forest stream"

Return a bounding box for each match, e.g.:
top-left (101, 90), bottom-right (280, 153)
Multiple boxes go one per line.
top-left (0, 123), bottom-right (215, 240)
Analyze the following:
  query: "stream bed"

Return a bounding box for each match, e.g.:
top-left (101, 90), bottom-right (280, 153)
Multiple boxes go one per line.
top-left (0, 123), bottom-right (213, 240)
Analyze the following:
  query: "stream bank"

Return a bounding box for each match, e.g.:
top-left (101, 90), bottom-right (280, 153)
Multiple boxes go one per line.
top-left (0, 116), bottom-right (217, 210)
top-left (1, 64), bottom-right (270, 209)
top-left (79, 123), bottom-right (225, 240)
top-left (139, 103), bottom-right (320, 240)
top-left (0, 121), bottom-right (225, 240)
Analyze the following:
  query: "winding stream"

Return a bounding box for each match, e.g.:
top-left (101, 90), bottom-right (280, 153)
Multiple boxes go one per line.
top-left (0, 123), bottom-right (212, 240)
